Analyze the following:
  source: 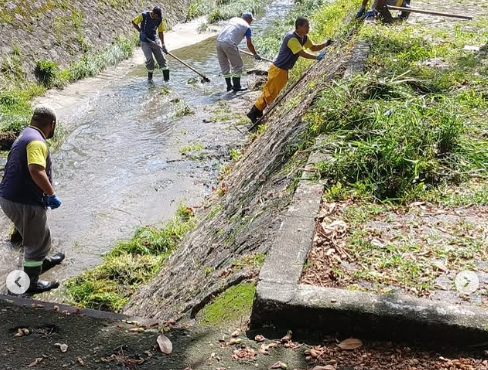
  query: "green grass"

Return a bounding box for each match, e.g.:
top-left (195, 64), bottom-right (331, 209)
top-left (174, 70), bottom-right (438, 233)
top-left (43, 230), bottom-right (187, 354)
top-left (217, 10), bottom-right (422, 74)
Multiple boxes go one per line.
top-left (180, 141), bottom-right (203, 155)
top-left (186, 0), bottom-right (266, 23)
top-left (196, 282), bottom-right (256, 326)
top-left (0, 35), bottom-right (135, 135)
top-left (304, 15), bottom-right (488, 203)
top-left (65, 205), bottom-right (196, 312)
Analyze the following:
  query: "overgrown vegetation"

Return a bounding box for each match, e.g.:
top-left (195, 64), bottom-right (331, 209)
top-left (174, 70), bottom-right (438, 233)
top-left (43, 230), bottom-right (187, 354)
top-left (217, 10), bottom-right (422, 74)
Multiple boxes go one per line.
top-left (307, 16), bottom-right (488, 203)
top-left (186, 0), bottom-right (264, 23)
top-left (303, 2), bottom-right (488, 297)
top-left (0, 35), bottom-right (134, 134)
top-left (65, 206), bottom-right (196, 312)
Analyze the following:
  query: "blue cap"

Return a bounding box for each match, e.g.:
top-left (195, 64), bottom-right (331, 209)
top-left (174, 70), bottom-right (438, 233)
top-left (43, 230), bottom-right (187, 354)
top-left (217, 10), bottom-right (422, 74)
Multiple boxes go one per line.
top-left (152, 6), bottom-right (162, 18)
top-left (242, 12), bottom-right (254, 21)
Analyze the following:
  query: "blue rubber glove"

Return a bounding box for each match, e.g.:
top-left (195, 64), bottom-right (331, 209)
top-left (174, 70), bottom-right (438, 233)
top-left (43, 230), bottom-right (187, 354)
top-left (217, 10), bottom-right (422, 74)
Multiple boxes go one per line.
top-left (364, 10), bottom-right (377, 19)
top-left (161, 44), bottom-right (168, 54)
top-left (316, 50), bottom-right (327, 61)
top-left (355, 6), bottom-right (366, 18)
top-left (44, 194), bottom-right (62, 209)
top-left (254, 54), bottom-right (262, 61)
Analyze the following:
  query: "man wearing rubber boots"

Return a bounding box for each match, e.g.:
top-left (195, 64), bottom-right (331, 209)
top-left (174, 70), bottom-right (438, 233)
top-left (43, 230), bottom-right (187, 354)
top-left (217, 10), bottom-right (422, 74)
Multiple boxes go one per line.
top-left (0, 105), bottom-right (64, 295)
top-left (132, 6), bottom-right (170, 82)
top-left (247, 17), bottom-right (333, 124)
top-left (216, 12), bottom-right (261, 92)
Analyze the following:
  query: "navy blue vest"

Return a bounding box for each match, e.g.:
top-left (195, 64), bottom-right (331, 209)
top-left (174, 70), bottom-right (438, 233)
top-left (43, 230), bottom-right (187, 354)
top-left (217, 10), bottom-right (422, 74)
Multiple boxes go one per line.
top-left (0, 126), bottom-right (52, 207)
top-left (140, 11), bottom-right (162, 42)
top-left (274, 32), bottom-right (309, 71)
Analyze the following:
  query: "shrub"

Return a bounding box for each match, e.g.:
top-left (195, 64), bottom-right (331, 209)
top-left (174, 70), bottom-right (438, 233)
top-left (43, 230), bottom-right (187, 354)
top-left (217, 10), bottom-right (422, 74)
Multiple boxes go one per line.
top-left (34, 60), bottom-right (58, 87)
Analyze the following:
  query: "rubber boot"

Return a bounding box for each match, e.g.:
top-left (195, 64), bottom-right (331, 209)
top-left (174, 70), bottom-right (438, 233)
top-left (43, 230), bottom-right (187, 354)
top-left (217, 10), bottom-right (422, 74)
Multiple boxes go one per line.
top-left (148, 71), bottom-right (153, 81)
top-left (225, 77), bottom-right (233, 92)
top-left (163, 69), bottom-right (170, 82)
top-left (41, 252), bottom-right (66, 275)
top-left (232, 77), bottom-right (247, 92)
top-left (246, 105), bottom-right (263, 124)
top-left (24, 265), bottom-right (59, 295)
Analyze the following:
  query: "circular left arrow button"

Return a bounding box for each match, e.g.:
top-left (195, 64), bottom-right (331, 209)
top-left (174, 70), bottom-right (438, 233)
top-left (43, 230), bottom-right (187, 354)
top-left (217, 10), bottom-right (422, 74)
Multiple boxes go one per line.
top-left (6, 270), bottom-right (30, 294)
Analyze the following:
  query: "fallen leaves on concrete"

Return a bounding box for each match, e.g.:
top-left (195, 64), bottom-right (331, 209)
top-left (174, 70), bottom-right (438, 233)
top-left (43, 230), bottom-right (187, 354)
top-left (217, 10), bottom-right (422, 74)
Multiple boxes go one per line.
top-left (157, 334), bottom-right (173, 354)
top-left (28, 358), bottom-right (43, 367)
top-left (337, 338), bottom-right (363, 350)
top-left (54, 342), bottom-right (68, 352)
top-left (306, 340), bottom-right (488, 370)
top-left (232, 346), bottom-right (256, 360)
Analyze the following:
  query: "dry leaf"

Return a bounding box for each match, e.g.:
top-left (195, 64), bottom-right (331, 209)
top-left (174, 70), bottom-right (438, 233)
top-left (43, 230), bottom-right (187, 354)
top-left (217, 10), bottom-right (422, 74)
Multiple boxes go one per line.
top-left (128, 327), bottom-right (145, 333)
top-left (227, 338), bottom-right (242, 345)
top-left (312, 366), bottom-right (336, 370)
top-left (54, 342), bottom-right (68, 352)
top-left (270, 361), bottom-right (288, 369)
top-left (157, 334), bottom-right (173, 354)
top-left (280, 330), bottom-right (292, 343)
top-left (28, 358), bottom-right (43, 367)
top-left (337, 338), bottom-right (363, 350)
top-left (76, 357), bottom-right (85, 366)
top-left (370, 238), bottom-right (385, 248)
top-left (231, 329), bottom-right (240, 337)
top-left (254, 334), bottom-right (265, 342)
top-left (432, 261), bottom-right (448, 272)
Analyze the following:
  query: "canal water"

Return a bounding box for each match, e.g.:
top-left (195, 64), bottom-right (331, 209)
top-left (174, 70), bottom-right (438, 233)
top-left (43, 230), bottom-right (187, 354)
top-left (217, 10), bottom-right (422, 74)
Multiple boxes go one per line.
top-left (0, 0), bottom-right (294, 294)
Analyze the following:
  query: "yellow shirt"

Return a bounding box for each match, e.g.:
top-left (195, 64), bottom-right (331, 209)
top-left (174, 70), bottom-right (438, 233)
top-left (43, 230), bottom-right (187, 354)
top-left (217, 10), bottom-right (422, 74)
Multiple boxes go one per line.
top-left (132, 13), bottom-right (166, 32)
top-left (26, 140), bottom-right (48, 168)
top-left (287, 37), bottom-right (313, 54)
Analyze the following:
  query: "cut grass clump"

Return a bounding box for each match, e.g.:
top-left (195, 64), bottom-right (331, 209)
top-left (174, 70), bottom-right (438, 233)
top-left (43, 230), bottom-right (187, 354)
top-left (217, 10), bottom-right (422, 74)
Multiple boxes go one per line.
top-left (65, 205), bottom-right (196, 312)
top-left (196, 282), bottom-right (255, 326)
top-left (308, 74), bottom-right (466, 200)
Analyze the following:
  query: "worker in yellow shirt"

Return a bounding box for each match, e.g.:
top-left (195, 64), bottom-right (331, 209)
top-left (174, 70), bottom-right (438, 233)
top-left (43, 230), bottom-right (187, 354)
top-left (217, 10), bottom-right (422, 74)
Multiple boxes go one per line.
top-left (132, 6), bottom-right (170, 81)
top-left (247, 17), bottom-right (333, 124)
top-left (0, 105), bottom-right (64, 295)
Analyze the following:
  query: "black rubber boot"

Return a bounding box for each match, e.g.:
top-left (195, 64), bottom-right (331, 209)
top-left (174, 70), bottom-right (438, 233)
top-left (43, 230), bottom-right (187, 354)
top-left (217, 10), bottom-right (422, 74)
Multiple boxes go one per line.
top-left (24, 265), bottom-right (59, 295)
top-left (41, 252), bottom-right (66, 275)
top-left (246, 105), bottom-right (263, 124)
top-left (232, 77), bottom-right (247, 92)
top-left (148, 71), bottom-right (153, 81)
top-left (225, 77), bottom-right (233, 92)
top-left (163, 69), bottom-right (170, 82)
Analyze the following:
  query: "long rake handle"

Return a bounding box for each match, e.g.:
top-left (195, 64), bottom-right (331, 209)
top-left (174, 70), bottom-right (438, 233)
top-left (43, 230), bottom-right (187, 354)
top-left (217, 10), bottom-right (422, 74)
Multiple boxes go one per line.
top-left (147, 40), bottom-right (210, 82)
top-left (387, 5), bottom-right (473, 20)
top-left (239, 49), bottom-right (274, 63)
top-left (167, 52), bottom-right (210, 82)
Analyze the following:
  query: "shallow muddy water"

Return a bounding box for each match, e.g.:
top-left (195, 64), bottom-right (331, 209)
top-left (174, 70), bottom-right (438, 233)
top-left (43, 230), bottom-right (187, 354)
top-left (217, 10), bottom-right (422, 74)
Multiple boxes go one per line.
top-left (0, 0), bottom-right (294, 292)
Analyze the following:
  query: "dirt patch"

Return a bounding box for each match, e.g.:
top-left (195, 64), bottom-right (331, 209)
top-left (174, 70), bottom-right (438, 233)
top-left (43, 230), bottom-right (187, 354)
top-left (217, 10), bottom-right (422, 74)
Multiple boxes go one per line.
top-left (301, 199), bottom-right (488, 306)
top-left (0, 131), bottom-right (17, 151)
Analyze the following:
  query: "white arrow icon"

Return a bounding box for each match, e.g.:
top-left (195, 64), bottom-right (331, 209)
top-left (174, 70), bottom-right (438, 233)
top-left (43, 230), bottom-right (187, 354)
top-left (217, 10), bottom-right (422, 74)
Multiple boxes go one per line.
top-left (6, 270), bottom-right (29, 294)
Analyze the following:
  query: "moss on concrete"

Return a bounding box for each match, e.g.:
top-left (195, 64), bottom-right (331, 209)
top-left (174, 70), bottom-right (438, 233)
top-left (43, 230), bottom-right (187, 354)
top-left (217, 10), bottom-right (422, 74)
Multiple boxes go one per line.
top-left (197, 282), bottom-right (256, 326)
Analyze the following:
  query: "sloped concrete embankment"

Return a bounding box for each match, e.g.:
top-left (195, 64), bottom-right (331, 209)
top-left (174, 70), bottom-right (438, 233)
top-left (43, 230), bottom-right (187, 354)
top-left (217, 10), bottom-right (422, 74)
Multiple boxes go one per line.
top-left (124, 33), bottom-right (353, 321)
top-left (0, 0), bottom-right (189, 80)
